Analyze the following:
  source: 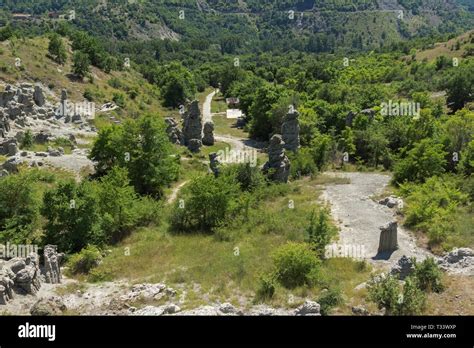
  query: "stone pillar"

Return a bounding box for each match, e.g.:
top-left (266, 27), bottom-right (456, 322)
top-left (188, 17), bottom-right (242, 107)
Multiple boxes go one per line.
top-left (378, 221), bottom-right (398, 253)
top-left (43, 245), bottom-right (62, 284)
top-left (281, 109), bottom-right (300, 151)
top-left (202, 121), bottom-right (215, 146)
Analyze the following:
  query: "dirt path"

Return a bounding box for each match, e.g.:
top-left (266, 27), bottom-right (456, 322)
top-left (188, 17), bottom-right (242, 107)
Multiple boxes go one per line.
top-left (203, 91), bottom-right (265, 152)
top-left (320, 172), bottom-right (430, 267)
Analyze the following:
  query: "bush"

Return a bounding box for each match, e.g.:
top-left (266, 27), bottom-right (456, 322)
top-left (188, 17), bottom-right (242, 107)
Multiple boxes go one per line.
top-left (306, 210), bottom-right (336, 257)
top-left (90, 115), bottom-right (180, 198)
top-left (400, 176), bottom-right (467, 246)
top-left (367, 274), bottom-right (426, 315)
top-left (393, 139), bottom-right (447, 184)
top-left (170, 174), bottom-right (240, 232)
top-left (318, 288), bottom-right (343, 315)
top-left (272, 242), bottom-right (320, 288)
top-left (221, 163), bottom-right (265, 192)
top-left (367, 274), bottom-right (400, 315)
top-left (42, 180), bottom-right (103, 253)
top-left (289, 148), bottom-right (318, 179)
top-left (413, 257), bottom-right (444, 293)
top-left (255, 274), bottom-right (276, 302)
top-left (21, 130), bottom-right (34, 149)
top-left (0, 172), bottom-right (40, 244)
top-left (67, 245), bottom-right (102, 275)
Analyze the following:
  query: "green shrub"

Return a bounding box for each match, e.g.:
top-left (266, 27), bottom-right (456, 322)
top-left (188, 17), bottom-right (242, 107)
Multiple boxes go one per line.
top-left (21, 130), bottom-right (34, 149)
top-left (413, 257), bottom-right (444, 293)
top-left (255, 274), bottom-right (276, 302)
top-left (170, 174), bottom-right (240, 232)
top-left (289, 148), bottom-right (318, 179)
top-left (306, 209), bottom-right (336, 257)
top-left (400, 176), bottom-right (467, 246)
top-left (272, 242), bottom-right (320, 288)
top-left (0, 172), bottom-right (40, 244)
top-left (318, 288), bottom-right (343, 315)
top-left (393, 139), bottom-right (447, 184)
top-left (367, 274), bottom-right (426, 315)
top-left (67, 245), bottom-right (102, 275)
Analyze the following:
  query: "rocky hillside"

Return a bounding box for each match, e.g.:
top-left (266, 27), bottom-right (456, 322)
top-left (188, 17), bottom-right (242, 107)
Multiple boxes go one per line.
top-left (1, 0), bottom-right (473, 52)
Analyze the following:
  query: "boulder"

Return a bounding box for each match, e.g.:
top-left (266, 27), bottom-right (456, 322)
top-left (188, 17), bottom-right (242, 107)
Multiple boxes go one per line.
top-left (187, 139), bottom-right (202, 153)
top-left (30, 297), bottom-right (67, 316)
top-left (7, 142), bottom-right (18, 156)
top-left (294, 300), bottom-right (321, 316)
top-left (390, 255), bottom-right (415, 280)
top-left (202, 121), bottom-right (215, 146)
top-left (33, 85), bottom-right (45, 107)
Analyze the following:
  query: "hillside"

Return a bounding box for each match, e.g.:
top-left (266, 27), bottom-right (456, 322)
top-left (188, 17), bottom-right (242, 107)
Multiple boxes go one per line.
top-left (1, 0), bottom-right (473, 53)
top-left (0, 0), bottom-right (473, 327)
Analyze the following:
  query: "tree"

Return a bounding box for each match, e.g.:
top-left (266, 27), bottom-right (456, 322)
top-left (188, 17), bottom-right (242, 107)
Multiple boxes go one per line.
top-left (72, 51), bottom-right (90, 79)
top-left (97, 167), bottom-right (142, 243)
top-left (157, 62), bottom-right (196, 108)
top-left (170, 174), bottom-right (239, 232)
top-left (48, 33), bottom-right (67, 65)
top-left (89, 115), bottom-right (180, 197)
top-left (248, 84), bottom-right (283, 140)
top-left (446, 62), bottom-right (474, 112)
top-left (42, 180), bottom-right (102, 253)
top-left (0, 172), bottom-right (40, 244)
top-left (393, 139), bottom-right (447, 184)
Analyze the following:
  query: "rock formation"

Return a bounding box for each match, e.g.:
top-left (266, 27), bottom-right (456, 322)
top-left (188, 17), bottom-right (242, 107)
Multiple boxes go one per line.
top-left (209, 152), bottom-right (221, 177)
top-left (43, 245), bottom-right (63, 284)
top-left (0, 253), bottom-right (41, 301)
top-left (202, 121), bottom-right (215, 146)
top-left (30, 297), bottom-right (67, 316)
top-left (165, 117), bottom-right (184, 145)
top-left (378, 221), bottom-right (398, 253)
top-left (438, 248), bottom-right (474, 275)
top-left (281, 109), bottom-right (300, 151)
top-left (182, 100), bottom-right (202, 152)
top-left (390, 255), bottom-right (415, 280)
top-left (263, 134), bottom-right (290, 183)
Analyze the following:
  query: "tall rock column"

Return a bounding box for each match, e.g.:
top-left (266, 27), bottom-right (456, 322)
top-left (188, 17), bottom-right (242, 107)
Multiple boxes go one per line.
top-left (182, 100), bottom-right (203, 153)
top-left (43, 245), bottom-right (63, 284)
top-left (281, 109), bottom-right (300, 151)
top-left (263, 134), bottom-right (291, 183)
top-left (378, 222), bottom-right (398, 253)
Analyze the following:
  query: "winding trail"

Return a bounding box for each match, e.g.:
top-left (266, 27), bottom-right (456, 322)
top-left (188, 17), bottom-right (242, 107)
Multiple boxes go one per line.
top-left (320, 172), bottom-right (430, 267)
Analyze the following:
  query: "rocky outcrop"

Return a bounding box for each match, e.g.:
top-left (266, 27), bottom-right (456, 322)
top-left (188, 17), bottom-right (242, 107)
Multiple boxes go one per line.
top-left (390, 255), bottom-right (415, 280)
top-left (0, 253), bottom-right (41, 299)
top-left (165, 117), bottom-right (184, 145)
top-left (43, 245), bottom-right (63, 284)
top-left (0, 268), bottom-right (15, 305)
top-left (294, 300), bottom-right (321, 316)
top-left (263, 134), bottom-right (290, 183)
top-left (281, 109), bottom-right (300, 151)
top-left (0, 156), bottom-right (21, 174)
top-left (182, 100), bottom-right (202, 152)
top-left (438, 248), bottom-right (474, 276)
top-left (202, 121), bottom-right (215, 146)
top-left (119, 283), bottom-right (177, 303)
top-left (379, 196), bottom-right (403, 209)
top-left (30, 297), bottom-right (67, 316)
top-left (209, 152), bottom-right (221, 177)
